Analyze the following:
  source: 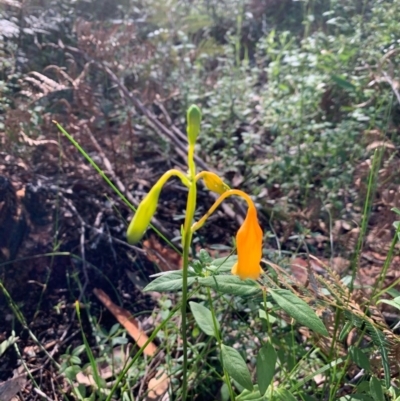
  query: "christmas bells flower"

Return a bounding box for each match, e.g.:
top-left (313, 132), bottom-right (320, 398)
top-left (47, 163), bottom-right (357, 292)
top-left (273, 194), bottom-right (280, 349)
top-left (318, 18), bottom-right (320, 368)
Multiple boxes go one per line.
top-left (125, 104), bottom-right (263, 401)
top-left (127, 183), bottom-right (161, 245)
top-left (192, 189), bottom-right (263, 281)
top-left (127, 169), bottom-right (190, 245)
top-left (231, 202), bottom-right (263, 280)
top-left (127, 103), bottom-right (263, 281)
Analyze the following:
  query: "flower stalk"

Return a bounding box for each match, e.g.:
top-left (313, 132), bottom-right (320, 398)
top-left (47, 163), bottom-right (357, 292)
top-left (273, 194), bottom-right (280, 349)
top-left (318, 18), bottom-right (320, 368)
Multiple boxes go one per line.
top-left (181, 142), bottom-right (197, 400)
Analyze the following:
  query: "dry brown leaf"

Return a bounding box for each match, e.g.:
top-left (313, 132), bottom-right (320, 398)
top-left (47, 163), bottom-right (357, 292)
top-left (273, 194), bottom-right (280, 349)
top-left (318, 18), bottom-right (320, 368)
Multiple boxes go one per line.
top-left (366, 140), bottom-right (395, 152)
top-left (290, 257), bottom-right (308, 286)
top-left (146, 370), bottom-right (170, 401)
top-left (76, 344), bottom-right (132, 386)
top-left (93, 288), bottom-right (157, 356)
top-left (0, 367), bottom-right (27, 401)
top-left (143, 235), bottom-right (182, 271)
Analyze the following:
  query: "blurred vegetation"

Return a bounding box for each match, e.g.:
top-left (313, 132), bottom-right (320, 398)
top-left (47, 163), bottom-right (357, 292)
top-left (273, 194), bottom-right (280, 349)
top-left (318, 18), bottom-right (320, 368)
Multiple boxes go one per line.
top-left (1, 0), bottom-right (400, 212)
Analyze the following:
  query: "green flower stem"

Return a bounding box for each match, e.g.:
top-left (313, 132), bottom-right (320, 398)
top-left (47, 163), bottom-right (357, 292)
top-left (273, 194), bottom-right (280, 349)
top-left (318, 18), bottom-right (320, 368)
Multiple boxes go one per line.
top-left (206, 288), bottom-right (236, 401)
top-left (194, 171), bottom-right (206, 181)
top-left (191, 189), bottom-right (253, 232)
top-left (158, 169), bottom-right (191, 189)
top-left (261, 288), bottom-right (276, 398)
top-left (181, 144), bottom-right (197, 401)
top-left (262, 288), bottom-right (273, 339)
top-left (188, 144), bottom-right (196, 179)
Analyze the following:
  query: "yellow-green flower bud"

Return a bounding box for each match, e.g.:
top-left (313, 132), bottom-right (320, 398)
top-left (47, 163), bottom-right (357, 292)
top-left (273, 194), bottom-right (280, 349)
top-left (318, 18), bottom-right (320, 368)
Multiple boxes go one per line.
top-left (127, 184), bottom-right (162, 244)
top-left (202, 171), bottom-right (230, 194)
top-left (186, 105), bottom-right (202, 146)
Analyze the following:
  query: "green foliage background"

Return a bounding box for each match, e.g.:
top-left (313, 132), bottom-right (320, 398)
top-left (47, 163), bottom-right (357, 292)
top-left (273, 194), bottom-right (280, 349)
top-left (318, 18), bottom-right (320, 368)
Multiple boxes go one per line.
top-left (2, 0), bottom-right (400, 211)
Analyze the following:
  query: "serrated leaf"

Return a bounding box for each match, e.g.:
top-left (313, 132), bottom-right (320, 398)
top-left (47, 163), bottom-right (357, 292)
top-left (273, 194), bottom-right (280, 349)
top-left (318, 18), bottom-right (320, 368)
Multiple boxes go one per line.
top-left (366, 322), bottom-right (390, 388)
top-left (256, 342), bottom-right (277, 395)
top-left (339, 321), bottom-right (353, 342)
top-left (269, 289), bottom-right (328, 336)
top-left (370, 376), bottom-right (384, 401)
top-left (221, 344), bottom-right (253, 391)
top-left (189, 302), bottom-right (219, 337)
top-left (144, 271), bottom-right (196, 292)
top-left (349, 346), bottom-right (370, 371)
top-left (198, 275), bottom-right (261, 296)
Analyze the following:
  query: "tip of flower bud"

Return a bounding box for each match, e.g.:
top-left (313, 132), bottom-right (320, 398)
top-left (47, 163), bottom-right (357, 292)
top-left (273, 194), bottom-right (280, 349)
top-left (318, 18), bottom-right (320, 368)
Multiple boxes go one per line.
top-left (201, 171), bottom-right (230, 195)
top-left (187, 105), bottom-right (202, 146)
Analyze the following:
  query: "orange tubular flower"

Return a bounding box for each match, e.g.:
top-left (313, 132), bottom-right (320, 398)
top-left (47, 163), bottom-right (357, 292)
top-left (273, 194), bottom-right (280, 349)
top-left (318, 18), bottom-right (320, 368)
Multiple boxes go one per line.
top-left (231, 203), bottom-right (263, 280)
top-left (191, 188), bottom-right (263, 280)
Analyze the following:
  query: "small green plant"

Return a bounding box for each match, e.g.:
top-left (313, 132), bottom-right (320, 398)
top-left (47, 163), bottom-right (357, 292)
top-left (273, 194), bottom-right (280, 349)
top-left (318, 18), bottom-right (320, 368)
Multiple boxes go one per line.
top-left (125, 105), bottom-right (329, 400)
top-left (46, 86), bottom-right (400, 399)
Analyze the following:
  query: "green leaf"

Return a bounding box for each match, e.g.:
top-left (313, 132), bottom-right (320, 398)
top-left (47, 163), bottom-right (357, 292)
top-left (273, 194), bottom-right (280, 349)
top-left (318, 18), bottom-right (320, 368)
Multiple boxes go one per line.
top-left (109, 323), bottom-right (120, 336)
top-left (236, 386), bottom-right (265, 401)
top-left (387, 288), bottom-right (400, 298)
top-left (299, 395), bottom-right (318, 401)
top-left (290, 357), bottom-right (345, 392)
top-left (189, 302), bottom-right (219, 337)
top-left (144, 271), bottom-right (196, 292)
top-left (258, 309), bottom-right (276, 324)
top-left (339, 321), bottom-right (353, 342)
top-left (69, 355), bottom-right (82, 365)
top-left (0, 334), bottom-right (16, 358)
top-left (391, 207), bottom-right (400, 216)
top-left (369, 376), bottom-right (384, 401)
top-left (72, 344), bottom-right (86, 357)
top-left (377, 296), bottom-right (400, 310)
top-left (221, 344), bottom-right (253, 391)
top-left (366, 322), bottom-right (390, 388)
top-left (331, 74), bottom-right (356, 91)
top-left (208, 256), bottom-right (237, 273)
top-left (338, 395), bottom-right (373, 401)
top-left (349, 346), bottom-right (370, 371)
top-left (269, 289), bottom-right (328, 336)
top-left (256, 342), bottom-right (277, 395)
top-left (64, 365), bottom-right (82, 381)
top-left (198, 275), bottom-right (261, 296)
top-left (276, 389), bottom-right (297, 401)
